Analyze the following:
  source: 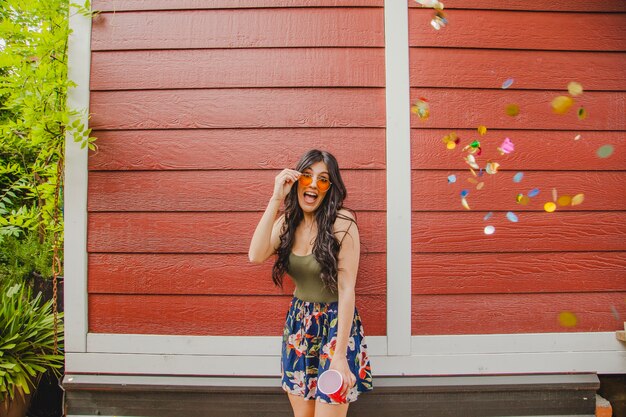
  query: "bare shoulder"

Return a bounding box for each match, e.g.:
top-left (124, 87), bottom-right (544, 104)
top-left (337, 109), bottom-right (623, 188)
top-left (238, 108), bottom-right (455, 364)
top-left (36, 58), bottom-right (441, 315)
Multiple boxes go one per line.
top-left (334, 209), bottom-right (357, 236)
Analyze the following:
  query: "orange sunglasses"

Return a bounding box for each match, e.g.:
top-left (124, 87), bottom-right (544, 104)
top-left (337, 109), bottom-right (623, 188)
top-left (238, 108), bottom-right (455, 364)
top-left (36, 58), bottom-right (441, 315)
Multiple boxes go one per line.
top-left (299, 173), bottom-right (332, 192)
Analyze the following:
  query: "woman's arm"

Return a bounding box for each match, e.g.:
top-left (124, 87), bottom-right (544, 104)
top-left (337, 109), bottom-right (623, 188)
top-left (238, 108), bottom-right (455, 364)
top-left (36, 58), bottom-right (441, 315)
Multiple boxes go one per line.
top-left (248, 168), bottom-right (300, 263)
top-left (330, 211), bottom-right (360, 397)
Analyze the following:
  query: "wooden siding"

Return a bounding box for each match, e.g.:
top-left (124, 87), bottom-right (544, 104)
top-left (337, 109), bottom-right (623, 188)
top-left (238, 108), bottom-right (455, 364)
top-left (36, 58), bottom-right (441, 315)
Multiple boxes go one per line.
top-left (87, 5), bottom-right (386, 336)
top-left (409, 4), bottom-right (626, 334)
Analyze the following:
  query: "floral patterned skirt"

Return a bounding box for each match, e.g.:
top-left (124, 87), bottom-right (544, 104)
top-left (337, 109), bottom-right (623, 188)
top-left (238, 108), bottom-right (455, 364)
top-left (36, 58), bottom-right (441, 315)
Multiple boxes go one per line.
top-left (280, 296), bottom-right (373, 404)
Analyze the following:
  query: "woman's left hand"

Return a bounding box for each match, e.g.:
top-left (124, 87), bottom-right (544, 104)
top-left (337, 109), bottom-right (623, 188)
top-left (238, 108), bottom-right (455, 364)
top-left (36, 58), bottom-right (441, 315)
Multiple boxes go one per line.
top-left (329, 355), bottom-right (356, 399)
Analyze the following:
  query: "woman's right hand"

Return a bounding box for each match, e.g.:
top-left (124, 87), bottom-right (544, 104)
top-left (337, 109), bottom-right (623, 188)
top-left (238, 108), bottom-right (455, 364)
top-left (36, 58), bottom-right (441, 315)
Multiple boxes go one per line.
top-left (272, 169), bottom-right (301, 201)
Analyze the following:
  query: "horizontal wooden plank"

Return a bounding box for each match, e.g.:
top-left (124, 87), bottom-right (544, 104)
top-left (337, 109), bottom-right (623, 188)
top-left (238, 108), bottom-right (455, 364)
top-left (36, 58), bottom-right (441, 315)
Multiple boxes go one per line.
top-left (412, 252), bottom-right (626, 295)
top-left (411, 171), bottom-right (626, 211)
top-left (409, 9), bottom-right (626, 51)
top-left (409, 48), bottom-right (626, 91)
top-left (409, 89), bottom-right (625, 130)
top-left (88, 294), bottom-right (387, 335)
top-left (88, 211), bottom-right (386, 253)
top-left (411, 292), bottom-right (626, 335)
top-left (88, 253), bottom-right (386, 295)
top-left (88, 129), bottom-right (386, 171)
top-left (411, 212), bottom-right (626, 252)
top-left (88, 170), bottom-right (385, 212)
top-left (90, 88), bottom-right (386, 130)
top-left (93, 0), bottom-right (384, 12)
top-left (91, 48), bottom-right (385, 90)
top-left (91, 9), bottom-right (384, 51)
top-left (409, 0), bottom-right (626, 12)
top-left (411, 129), bottom-right (625, 171)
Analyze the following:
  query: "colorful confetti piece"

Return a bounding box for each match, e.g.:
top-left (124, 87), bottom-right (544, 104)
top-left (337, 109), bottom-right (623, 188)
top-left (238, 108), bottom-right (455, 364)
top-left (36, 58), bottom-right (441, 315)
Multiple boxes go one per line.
top-left (513, 172), bottom-right (524, 183)
top-left (577, 106), bottom-right (587, 120)
top-left (544, 202), bottom-right (557, 212)
top-left (442, 132), bottom-right (460, 149)
top-left (483, 212), bottom-right (493, 221)
top-left (506, 211), bottom-right (519, 222)
top-left (571, 194), bottom-right (585, 206)
top-left (528, 188), bottom-right (540, 198)
top-left (516, 194), bottom-right (530, 205)
top-left (551, 95), bottom-right (574, 114)
top-left (498, 137), bottom-right (515, 155)
top-left (567, 81), bottom-right (583, 97)
top-left (596, 144), bottom-right (614, 158)
top-left (502, 78), bottom-right (514, 89)
top-left (447, 174), bottom-right (457, 183)
top-left (505, 103), bottom-right (520, 117)
top-left (558, 311), bottom-right (578, 327)
top-left (460, 189), bottom-right (469, 198)
top-left (485, 161), bottom-right (500, 174)
top-left (574, 134), bottom-right (582, 141)
top-left (477, 125), bottom-right (487, 136)
top-left (461, 197), bottom-right (470, 210)
top-left (484, 225), bottom-right (495, 235)
top-left (411, 98), bottom-right (430, 121)
top-left (557, 195), bottom-right (572, 206)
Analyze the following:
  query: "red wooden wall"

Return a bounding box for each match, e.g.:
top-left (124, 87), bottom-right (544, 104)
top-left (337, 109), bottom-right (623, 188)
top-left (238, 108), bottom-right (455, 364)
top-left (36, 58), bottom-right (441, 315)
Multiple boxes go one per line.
top-left (409, 0), bottom-right (626, 334)
top-left (86, 1), bottom-right (387, 336)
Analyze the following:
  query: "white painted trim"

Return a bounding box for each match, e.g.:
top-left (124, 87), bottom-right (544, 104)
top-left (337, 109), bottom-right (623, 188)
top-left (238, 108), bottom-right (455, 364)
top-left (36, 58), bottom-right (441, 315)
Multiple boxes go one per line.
top-left (64, 2), bottom-right (92, 353)
top-left (62, 372), bottom-right (598, 389)
top-left (70, 332), bottom-right (626, 376)
top-left (383, 0), bottom-right (412, 356)
top-left (86, 334), bottom-right (387, 356)
top-left (66, 349), bottom-right (625, 377)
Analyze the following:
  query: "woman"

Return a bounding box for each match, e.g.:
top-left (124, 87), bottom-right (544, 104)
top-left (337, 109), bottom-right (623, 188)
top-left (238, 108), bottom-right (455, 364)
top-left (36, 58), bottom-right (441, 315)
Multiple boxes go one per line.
top-left (249, 149), bottom-right (373, 417)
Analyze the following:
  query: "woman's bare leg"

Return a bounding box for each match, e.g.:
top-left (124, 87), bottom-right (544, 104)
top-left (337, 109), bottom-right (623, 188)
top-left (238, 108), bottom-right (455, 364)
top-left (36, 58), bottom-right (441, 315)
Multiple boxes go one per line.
top-left (287, 393), bottom-right (316, 417)
top-left (313, 401), bottom-right (349, 417)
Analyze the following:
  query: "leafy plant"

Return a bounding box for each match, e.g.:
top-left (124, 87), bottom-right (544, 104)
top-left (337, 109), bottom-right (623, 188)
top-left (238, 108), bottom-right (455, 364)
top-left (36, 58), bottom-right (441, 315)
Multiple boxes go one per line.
top-left (0, 282), bottom-right (64, 404)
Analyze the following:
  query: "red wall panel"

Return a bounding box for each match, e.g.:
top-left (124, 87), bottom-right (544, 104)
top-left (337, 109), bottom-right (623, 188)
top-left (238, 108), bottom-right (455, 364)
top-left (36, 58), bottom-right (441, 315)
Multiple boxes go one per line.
top-left (87, 5), bottom-right (386, 336)
top-left (409, 4), bottom-right (626, 335)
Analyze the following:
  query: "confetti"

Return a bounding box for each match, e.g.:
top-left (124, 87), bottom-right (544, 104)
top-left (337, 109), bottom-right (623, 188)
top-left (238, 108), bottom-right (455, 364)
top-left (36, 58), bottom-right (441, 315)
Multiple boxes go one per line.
top-left (476, 181), bottom-right (485, 190)
top-left (611, 305), bottom-right (621, 321)
top-left (551, 96), bottom-right (574, 114)
top-left (596, 144), bottom-right (614, 158)
top-left (498, 137), bottom-right (515, 155)
top-left (544, 202), bottom-right (556, 212)
top-left (483, 212), bottom-right (493, 221)
top-left (558, 311), bottom-right (578, 327)
top-left (516, 194), bottom-right (530, 205)
top-left (513, 172), bottom-right (524, 183)
top-left (552, 188), bottom-right (558, 202)
top-left (485, 161), bottom-right (500, 174)
top-left (411, 98), bottom-right (430, 120)
top-left (415, 0), bottom-right (444, 8)
top-left (574, 134), bottom-right (582, 141)
top-left (431, 10), bottom-right (448, 30)
top-left (477, 125), bottom-right (487, 136)
top-left (461, 197), bottom-right (470, 210)
top-left (506, 211), bottom-right (519, 222)
top-left (571, 194), bottom-right (585, 206)
top-left (567, 81), bottom-right (583, 97)
top-left (442, 132), bottom-right (460, 149)
top-left (528, 188), bottom-right (540, 198)
top-left (467, 177), bottom-right (478, 184)
top-left (505, 104), bottom-right (520, 117)
top-left (463, 140), bottom-right (482, 155)
top-left (484, 225), bottom-right (495, 235)
top-left (557, 195), bottom-right (572, 206)
top-left (460, 189), bottom-right (469, 198)
top-left (502, 78), bottom-right (514, 89)
top-left (465, 154), bottom-right (480, 170)
top-left (447, 174), bottom-right (457, 183)
top-left (577, 107), bottom-right (587, 120)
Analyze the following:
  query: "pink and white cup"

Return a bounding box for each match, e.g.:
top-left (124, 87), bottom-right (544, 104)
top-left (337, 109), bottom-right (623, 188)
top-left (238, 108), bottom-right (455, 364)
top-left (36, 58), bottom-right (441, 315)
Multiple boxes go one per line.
top-left (317, 369), bottom-right (345, 403)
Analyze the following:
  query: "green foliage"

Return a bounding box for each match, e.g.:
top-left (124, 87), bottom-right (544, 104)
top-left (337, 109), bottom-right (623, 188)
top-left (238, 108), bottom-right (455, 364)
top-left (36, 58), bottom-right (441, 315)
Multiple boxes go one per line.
top-left (0, 231), bottom-right (53, 289)
top-left (0, 282), bottom-right (64, 403)
top-left (0, 0), bottom-right (95, 243)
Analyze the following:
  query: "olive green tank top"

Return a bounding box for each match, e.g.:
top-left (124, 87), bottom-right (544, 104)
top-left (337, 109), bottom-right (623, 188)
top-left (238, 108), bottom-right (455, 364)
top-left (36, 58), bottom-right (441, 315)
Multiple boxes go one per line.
top-left (287, 252), bottom-right (338, 303)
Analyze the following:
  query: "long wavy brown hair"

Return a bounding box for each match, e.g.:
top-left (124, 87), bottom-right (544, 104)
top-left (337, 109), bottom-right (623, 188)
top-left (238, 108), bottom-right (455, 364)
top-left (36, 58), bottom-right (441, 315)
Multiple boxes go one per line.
top-left (272, 149), bottom-right (355, 293)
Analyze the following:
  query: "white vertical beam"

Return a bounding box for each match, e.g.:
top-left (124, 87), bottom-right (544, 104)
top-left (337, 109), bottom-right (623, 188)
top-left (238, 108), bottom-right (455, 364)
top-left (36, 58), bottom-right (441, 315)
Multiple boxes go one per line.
top-left (64, 3), bottom-right (92, 353)
top-left (384, 1), bottom-right (412, 355)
